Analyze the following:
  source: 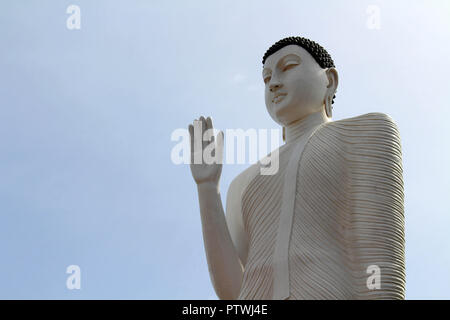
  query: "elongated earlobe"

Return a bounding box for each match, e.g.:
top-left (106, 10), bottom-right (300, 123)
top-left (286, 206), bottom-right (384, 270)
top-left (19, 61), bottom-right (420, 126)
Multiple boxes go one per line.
top-left (324, 67), bottom-right (338, 118)
top-left (325, 95), bottom-right (332, 118)
top-left (282, 127), bottom-right (286, 142)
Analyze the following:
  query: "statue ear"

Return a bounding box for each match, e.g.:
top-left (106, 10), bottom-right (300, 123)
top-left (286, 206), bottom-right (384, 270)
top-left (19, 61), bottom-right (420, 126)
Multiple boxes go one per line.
top-left (324, 67), bottom-right (338, 118)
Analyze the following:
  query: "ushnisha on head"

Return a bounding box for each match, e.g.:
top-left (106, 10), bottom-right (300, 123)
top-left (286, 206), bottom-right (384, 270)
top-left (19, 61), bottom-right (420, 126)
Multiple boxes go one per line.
top-left (262, 36), bottom-right (338, 126)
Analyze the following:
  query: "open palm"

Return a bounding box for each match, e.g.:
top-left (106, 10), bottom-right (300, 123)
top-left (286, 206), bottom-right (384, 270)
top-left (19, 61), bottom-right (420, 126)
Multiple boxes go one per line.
top-left (188, 116), bottom-right (224, 185)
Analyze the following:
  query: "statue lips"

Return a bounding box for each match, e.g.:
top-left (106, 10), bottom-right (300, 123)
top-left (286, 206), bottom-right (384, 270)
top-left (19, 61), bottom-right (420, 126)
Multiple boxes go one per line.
top-left (272, 93), bottom-right (287, 104)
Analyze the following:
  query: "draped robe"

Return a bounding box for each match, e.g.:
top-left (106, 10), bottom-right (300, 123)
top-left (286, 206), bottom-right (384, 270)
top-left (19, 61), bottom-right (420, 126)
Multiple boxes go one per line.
top-left (226, 112), bottom-right (405, 300)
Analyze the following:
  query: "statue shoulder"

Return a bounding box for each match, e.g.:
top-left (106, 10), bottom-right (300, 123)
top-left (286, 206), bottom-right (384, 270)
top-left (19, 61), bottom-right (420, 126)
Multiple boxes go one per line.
top-left (320, 112), bottom-right (401, 146)
top-left (329, 112), bottom-right (398, 128)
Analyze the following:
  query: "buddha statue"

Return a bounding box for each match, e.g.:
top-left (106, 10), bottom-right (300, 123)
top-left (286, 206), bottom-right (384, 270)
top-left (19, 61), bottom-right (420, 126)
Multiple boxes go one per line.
top-left (188, 36), bottom-right (405, 300)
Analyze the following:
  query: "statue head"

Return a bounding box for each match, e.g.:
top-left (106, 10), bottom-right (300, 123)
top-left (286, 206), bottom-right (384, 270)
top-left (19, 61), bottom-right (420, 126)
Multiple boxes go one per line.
top-left (262, 37), bottom-right (338, 126)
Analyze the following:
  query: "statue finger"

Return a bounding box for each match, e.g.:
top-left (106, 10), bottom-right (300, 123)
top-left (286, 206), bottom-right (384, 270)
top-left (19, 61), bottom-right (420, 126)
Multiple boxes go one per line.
top-left (206, 116), bottom-right (213, 131)
top-left (188, 124), bottom-right (194, 163)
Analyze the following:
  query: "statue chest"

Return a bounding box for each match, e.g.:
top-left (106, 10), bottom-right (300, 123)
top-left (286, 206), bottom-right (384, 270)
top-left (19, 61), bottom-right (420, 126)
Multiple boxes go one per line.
top-left (238, 138), bottom-right (351, 299)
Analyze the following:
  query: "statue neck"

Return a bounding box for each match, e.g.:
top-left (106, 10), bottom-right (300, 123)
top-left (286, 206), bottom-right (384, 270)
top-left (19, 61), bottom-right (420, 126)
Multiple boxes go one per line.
top-left (284, 110), bottom-right (329, 144)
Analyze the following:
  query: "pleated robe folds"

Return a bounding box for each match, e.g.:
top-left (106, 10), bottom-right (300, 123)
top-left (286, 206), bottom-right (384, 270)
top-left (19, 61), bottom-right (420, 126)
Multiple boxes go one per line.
top-left (231, 112), bottom-right (405, 300)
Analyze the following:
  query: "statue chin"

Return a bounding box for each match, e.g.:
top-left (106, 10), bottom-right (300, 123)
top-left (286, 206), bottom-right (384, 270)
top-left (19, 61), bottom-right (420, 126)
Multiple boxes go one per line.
top-left (269, 101), bottom-right (324, 127)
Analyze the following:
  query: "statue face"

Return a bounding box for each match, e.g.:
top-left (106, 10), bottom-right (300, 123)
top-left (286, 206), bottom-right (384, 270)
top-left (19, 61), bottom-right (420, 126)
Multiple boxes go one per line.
top-left (263, 45), bottom-right (329, 126)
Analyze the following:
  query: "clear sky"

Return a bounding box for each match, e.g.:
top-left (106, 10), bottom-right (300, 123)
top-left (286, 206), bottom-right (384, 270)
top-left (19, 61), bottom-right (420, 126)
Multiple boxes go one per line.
top-left (0, 0), bottom-right (449, 299)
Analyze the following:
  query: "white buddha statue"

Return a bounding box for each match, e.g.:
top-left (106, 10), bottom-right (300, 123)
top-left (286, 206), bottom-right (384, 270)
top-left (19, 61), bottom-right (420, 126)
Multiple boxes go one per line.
top-left (188, 37), bottom-right (405, 300)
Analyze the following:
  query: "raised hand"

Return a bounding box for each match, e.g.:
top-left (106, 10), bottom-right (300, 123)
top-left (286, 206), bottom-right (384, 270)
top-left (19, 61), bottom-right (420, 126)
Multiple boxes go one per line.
top-left (188, 116), bottom-right (224, 186)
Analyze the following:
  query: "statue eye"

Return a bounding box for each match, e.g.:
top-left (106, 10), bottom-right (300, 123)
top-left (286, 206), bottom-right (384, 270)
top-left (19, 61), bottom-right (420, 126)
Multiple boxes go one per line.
top-left (283, 62), bottom-right (298, 71)
top-left (263, 76), bottom-right (271, 84)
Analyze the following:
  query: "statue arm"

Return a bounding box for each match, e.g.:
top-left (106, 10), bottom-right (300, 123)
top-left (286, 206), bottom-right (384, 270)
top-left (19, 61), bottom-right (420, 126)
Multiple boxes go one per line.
top-left (188, 116), bottom-right (243, 299)
top-left (355, 113), bottom-right (405, 299)
top-left (197, 182), bottom-right (244, 300)
top-left (334, 112), bottom-right (406, 299)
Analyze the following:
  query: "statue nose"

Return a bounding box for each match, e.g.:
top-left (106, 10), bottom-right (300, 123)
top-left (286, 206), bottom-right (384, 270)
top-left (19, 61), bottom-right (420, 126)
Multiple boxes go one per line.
top-left (270, 83), bottom-right (282, 92)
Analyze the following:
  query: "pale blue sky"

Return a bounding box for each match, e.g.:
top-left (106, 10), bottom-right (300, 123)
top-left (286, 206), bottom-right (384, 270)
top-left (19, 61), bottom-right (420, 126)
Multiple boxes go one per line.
top-left (0, 0), bottom-right (449, 299)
